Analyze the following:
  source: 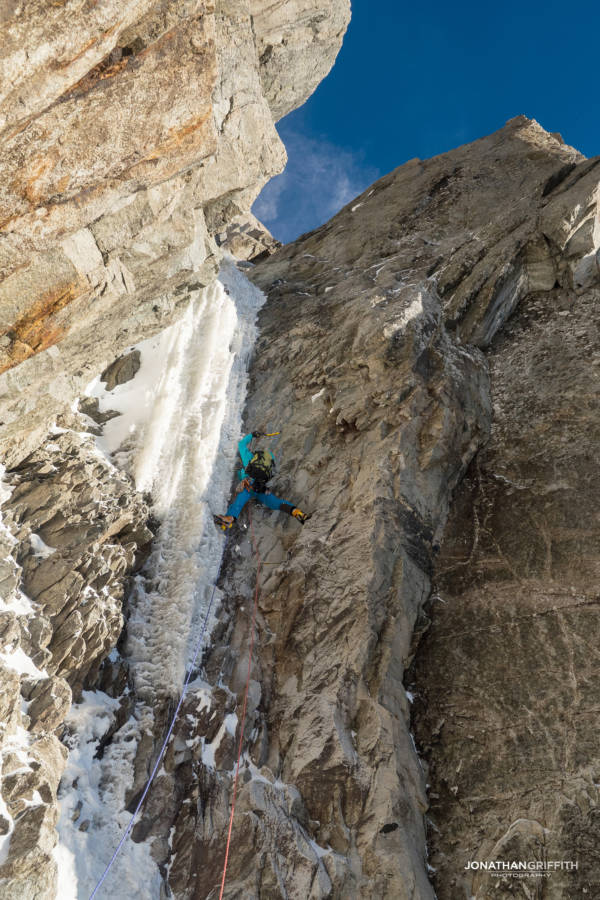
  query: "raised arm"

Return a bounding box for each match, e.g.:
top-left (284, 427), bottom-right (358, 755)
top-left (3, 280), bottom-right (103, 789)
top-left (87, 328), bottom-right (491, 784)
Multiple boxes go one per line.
top-left (237, 432), bottom-right (254, 469)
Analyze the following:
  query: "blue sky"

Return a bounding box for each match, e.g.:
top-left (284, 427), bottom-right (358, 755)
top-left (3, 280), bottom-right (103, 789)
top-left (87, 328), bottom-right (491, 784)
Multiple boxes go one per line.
top-left (254, 0), bottom-right (600, 244)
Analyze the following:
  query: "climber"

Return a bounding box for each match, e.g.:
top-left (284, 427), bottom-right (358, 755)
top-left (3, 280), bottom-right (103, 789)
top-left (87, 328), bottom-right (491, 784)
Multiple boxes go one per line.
top-left (214, 431), bottom-right (310, 530)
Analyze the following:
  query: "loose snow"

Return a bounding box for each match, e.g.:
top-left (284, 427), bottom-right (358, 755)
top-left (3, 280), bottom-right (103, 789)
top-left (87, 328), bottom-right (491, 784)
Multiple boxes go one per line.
top-left (54, 259), bottom-right (266, 896)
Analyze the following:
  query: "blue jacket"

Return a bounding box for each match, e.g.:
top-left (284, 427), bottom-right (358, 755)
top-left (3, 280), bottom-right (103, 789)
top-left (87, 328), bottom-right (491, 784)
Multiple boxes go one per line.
top-left (237, 433), bottom-right (275, 482)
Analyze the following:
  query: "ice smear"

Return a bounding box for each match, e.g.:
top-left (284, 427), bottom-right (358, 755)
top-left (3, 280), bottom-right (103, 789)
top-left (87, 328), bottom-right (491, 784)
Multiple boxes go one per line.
top-left (309, 838), bottom-right (332, 859)
top-left (55, 259), bottom-right (266, 894)
top-left (130, 260), bottom-right (264, 698)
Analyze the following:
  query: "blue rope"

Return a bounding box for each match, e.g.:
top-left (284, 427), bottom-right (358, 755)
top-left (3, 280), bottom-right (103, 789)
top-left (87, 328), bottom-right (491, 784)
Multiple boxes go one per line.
top-left (89, 536), bottom-right (228, 899)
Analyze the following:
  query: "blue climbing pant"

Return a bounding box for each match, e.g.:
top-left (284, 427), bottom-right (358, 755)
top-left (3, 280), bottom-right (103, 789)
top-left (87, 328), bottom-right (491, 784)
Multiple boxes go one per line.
top-left (227, 488), bottom-right (294, 520)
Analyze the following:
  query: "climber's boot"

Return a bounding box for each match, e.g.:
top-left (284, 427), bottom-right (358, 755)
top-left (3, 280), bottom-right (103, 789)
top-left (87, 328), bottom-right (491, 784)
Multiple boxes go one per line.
top-left (214, 514), bottom-right (235, 531)
top-left (291, 508), bottom-right (310, 524)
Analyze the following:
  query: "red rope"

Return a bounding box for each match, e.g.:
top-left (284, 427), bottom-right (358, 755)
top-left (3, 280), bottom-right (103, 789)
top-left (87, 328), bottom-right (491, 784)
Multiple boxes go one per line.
top-left (218, 506), bottom-right (261, 900)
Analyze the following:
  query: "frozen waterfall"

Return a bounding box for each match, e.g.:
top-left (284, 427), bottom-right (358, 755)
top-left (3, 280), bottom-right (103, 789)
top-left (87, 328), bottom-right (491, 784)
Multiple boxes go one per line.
top-left (53, 260), bottom-right (265, 899)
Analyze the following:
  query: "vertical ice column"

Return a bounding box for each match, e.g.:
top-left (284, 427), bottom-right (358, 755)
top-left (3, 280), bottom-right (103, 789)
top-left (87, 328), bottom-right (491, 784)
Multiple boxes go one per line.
top-left (117, 260), bottom-right (266, 699)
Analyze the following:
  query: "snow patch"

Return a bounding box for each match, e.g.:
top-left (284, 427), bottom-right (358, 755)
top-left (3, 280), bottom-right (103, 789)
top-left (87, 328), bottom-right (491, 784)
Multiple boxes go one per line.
top-left (0, 589), bottom-right (33, 617)
top-left (0, 726), bottom-right (36, 865)
top-left (29, 533), bottom-right (56, 558)
top-left (0, 763), bottom-right (14, 866)
top-left (201, 711), bottom-right (237, 769)
top-left (185, 679), bottom-right (214, 714)
top-left (0, 646), bottom-right (46, 679)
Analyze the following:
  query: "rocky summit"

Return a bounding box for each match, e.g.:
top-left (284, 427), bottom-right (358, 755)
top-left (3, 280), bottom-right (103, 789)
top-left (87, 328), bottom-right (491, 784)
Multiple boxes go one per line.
top-left (1, 3), bottom-right (600, 900)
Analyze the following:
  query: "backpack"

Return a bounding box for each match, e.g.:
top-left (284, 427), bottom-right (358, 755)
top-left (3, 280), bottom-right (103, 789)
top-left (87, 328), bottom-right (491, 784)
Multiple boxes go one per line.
top-left (245, 450), bottom-right (274, 486)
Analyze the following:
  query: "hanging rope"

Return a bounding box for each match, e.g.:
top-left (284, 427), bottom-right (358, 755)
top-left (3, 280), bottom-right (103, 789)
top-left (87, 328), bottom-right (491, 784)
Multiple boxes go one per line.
top-left (218, 505), bottom-right (262, 899)
top-left (89, 536), bottom-right (228, 900)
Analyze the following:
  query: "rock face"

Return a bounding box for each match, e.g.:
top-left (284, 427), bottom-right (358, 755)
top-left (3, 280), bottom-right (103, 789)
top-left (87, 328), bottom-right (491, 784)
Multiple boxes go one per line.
top-left (3, 429), bottom-right (153, 688)
top-left (411, 158), bottom-right (600, 896)
top-left (0, 0), bottom-right (350, 466)
top-left (146, 117), bottom-right (600, 898)
top-left (250, 0), bottom-right (352, 120)
top-left (0, 424), bottom-right (152, 896)
top-left (213, 209), bottom-right (282, 261)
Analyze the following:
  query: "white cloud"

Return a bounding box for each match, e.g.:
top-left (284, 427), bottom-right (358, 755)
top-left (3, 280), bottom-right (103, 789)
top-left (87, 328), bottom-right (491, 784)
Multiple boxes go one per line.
top-left (253, 126), bottom-right (380, 244)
